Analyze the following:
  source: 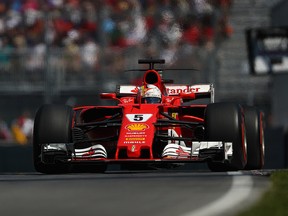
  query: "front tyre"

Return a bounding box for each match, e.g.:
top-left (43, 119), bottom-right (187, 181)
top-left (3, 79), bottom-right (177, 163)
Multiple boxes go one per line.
top-left (205, 103), bottom-right (247, 171)
top-left (33, 104), bottom-right (73, 174)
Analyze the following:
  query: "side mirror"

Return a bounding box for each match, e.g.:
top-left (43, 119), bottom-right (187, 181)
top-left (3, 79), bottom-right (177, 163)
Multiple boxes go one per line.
top-left (100, 93), bottom-right (117, 99)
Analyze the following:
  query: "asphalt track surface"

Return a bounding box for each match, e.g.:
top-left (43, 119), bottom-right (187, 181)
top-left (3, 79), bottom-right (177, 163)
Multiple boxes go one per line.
top-left (0, 167), bottom-right (270, 216)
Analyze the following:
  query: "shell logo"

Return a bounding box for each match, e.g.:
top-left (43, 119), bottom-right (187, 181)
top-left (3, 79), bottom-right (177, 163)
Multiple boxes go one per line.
top-left (125, 123), bottom-right (149, 131)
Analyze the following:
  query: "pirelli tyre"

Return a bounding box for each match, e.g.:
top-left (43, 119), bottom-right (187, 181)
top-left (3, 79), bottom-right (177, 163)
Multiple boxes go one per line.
top-left (205, 102), bottom-right (247, 171)
top-left (244, 107), bottom-right (265, 170)
top-left (33, 104), bottom-right (73, 174)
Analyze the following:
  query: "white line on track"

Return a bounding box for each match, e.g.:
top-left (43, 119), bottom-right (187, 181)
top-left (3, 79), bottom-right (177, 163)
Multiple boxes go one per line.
top-left (181, 171), bottom-right (253, 216)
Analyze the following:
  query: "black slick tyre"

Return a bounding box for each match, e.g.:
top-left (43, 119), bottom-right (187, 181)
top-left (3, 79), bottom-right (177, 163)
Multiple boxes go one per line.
top-left (33, 104), bottom-right (73, 174)
top-left (205, 102), bottom-right (247, 171)
top-left (244, 107), bottom-right (265, 170)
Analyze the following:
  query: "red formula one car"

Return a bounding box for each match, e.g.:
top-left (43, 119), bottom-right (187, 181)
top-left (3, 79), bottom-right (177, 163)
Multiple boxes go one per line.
top-left (33, 59), bottom-right (265, 173)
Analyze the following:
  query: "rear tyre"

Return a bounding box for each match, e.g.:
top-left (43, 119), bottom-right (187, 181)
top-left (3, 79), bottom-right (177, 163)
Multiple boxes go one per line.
top-left (33, 104), bottom-right (73, 174)
top-left (205, 103), bottom-right (247, 171)
top-left (244, 107), bottom-right (265, 170)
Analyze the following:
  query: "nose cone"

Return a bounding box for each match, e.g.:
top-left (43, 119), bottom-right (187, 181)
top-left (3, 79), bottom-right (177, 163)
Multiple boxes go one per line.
top-left (127, 145), bottom-right (142, 158)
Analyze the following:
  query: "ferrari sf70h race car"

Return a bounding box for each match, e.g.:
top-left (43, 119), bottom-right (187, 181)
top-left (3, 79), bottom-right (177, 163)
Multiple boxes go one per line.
top-left (33, 59), bottom-right (265, 173)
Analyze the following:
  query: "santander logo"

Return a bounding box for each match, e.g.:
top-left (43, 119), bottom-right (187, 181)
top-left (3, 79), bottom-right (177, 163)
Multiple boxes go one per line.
top-left (166, 86), bottom-right (200, 95)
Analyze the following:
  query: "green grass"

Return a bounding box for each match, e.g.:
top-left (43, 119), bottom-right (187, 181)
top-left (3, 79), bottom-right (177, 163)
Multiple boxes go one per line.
top-left (238, 170), bottom-right (288, 216)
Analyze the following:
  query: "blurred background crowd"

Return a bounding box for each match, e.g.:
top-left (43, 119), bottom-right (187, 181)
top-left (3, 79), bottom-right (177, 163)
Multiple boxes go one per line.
top-left (0, 0), bottom-right (232, 55)
top-left (0, 0), bottom-right (232, 84)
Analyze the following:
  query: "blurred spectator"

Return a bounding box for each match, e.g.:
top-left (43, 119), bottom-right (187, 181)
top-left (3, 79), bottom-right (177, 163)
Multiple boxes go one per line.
top-left (11, 111), bottom-right (34, 145)
top-left (157, 10), bottom-right (182, 46)
top-left (81, 37), bottom-right (100, 69)
top-left (0, 117), bottom-right (12, 141)
top-left (80, 37), bottom-right (100, 83)
top-left (0, 36), bottom-right (13, 73)
top-left (63, 38), bottom-right (82, 82)
top-left (181, 16), bottom-right (201, 46)
top-left (25, 43), bottom-right (46, 78)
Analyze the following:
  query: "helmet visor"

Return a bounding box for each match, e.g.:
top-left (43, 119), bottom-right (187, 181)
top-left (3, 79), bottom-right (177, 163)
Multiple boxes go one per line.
top-left (145, 97), bottom-right (161, 104)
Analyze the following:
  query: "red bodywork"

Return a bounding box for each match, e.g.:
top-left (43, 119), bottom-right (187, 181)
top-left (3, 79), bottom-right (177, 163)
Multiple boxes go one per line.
top-left (70, 62), bottom-right (213, 163)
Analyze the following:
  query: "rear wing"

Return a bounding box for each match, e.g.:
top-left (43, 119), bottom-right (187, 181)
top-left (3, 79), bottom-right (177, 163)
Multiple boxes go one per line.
top-left (164, 84), bottom-right (214, 103)
top-left (116, 84), bottom-right (214, 103)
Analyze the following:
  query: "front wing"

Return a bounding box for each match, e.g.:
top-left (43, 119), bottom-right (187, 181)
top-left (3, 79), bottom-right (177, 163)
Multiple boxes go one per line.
top-left (40, 141), bottom-right (233, 164)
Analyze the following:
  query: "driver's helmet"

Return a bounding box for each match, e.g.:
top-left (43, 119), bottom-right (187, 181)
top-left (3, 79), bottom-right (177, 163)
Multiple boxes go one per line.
top-left (143, 84), bottom-right (162, 104)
